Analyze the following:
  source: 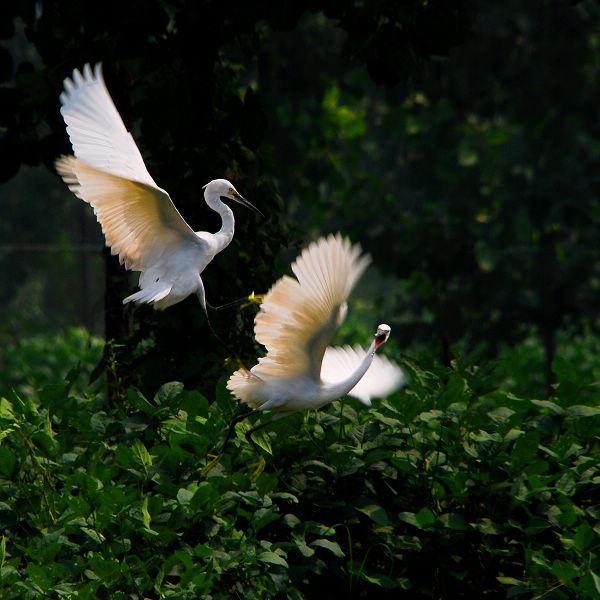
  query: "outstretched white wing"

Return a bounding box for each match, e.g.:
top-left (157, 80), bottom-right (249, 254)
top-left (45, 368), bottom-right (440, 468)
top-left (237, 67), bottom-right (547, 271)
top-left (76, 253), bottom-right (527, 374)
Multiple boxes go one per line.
top-left (60, 63), bottom-right (157, 187)
top-left (56, 157), bottom-right (204, 271)
top-left (251, 234), bottom-right (371, 381)
top-left (320, 345), bottom-right (406, 406)
top-left (56, 64), bottom-right (205, 273)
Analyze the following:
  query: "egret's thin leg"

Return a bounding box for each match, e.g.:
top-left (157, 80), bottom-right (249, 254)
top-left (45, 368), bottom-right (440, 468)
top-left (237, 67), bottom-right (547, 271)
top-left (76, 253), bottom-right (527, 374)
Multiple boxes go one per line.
top-left (206, 297), bottom-right (249, 312)
top-left (198, 285), bottom-right (243, 363)
top-left (245, 411), bottom-right (293, 454)
top-left (222, 409), bottom-right (258, 453)
top-left (205, 312), bottom-right (240, 360)
top-left (245, 416), bottom-right (281, 455)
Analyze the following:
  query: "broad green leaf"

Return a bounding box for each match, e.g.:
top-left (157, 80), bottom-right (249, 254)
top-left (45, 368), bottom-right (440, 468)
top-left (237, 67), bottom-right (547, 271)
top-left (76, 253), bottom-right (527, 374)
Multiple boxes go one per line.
top-left (418, 410), bottom-right (445, 423)
top-left (311, 538), bottom-right (345, 557)
top-left (247, 427), bottom-right (272, 455)
top-left (473, 518), bottom-right (505, 535)
top-left (510, 430), bottom-right (540, 468)
top-left (282, 514), bottom-right (301, 528)
top-left (177, 488), bottom-right (194, 505)
top-left (194, 544), bottom-right (213, 559)
top-left (80, 527), bottom-right (105, 544)
top-left (487, 406), bottom-right (515, 424)
top-left (32, 430), bottom-right (57, 458)
top-left (27, 563), bottom-right (51, 592)
top-left (572, 521), bottom-right (594, 552)
top-left (255, 471), bottom-right (278, 497)
top-left (397, 511), bottom-right (419, 527)
top-left (0, 398), bottom-right (15, 421)
top-left (592, 571), bottom-right (600, 594)
top-left (292, 531), bottom-right (314, 557)
top-left (552, 356), bottom-right (578, 383)
top-left (0, 447), bottom-right (17, 477)
top-left (155, 381), bottom-right (184, 405)
top-left (355, 503), bottom-right (389, 525)
top-left (567, 405), bottom-right (600, 418)
top-left (127, 387), bottom-right (156, 415)
top-left (253, 508), bottom-right (280, 532)
top-left (257, 551), bottom-right (288, 567)
top-left (87, 554), bottom-right (120, 581)
top-left (531, 399), bottom-right (564, 415)
top-left (132, 438), bottom-right (152, 473)
top-left (470, 430), bottom-right (501, 443)
top-left (438, 374), bottom-right (466, 408)
top-left (362, 573), bottom-right (406, 589)
top-left (141, 496), bottom-right (151, 530)
top-left (415, 507), bottom-right (436, 528)
top-left (551, 559), bottom-right (578, 585)
top-left (497, 576), bottom-right (525, 586)
top-left (439, 513), bottom-right (469, 531)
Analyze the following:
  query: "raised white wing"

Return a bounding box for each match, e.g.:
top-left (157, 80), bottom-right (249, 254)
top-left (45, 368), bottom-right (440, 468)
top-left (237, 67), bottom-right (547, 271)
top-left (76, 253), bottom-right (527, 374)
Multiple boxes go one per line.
top-left (56, 156), bottom-right (204, 271)
top-left (320, 344), bottom-right (405, 406)
top-left (57, 63), bottom-right (205, 273)
top-left (252, 234), bottom-right (371, 381)
top-left (60, 63), bottom-right (157, 188)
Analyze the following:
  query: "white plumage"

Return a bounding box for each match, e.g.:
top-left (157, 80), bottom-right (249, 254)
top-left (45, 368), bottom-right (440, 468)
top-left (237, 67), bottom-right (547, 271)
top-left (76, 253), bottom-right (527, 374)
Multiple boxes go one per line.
top-left (321, 344), bottom-right (406, 406)
top-left (224, 233), bottom-right (405, 453)
top-left (56, 63), bottom-right (262, 312)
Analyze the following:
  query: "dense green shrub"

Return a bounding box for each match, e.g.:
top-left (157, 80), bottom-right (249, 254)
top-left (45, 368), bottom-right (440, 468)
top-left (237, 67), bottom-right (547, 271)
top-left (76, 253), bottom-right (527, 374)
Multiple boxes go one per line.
top-left (1, 340), bottom-right (598, 598)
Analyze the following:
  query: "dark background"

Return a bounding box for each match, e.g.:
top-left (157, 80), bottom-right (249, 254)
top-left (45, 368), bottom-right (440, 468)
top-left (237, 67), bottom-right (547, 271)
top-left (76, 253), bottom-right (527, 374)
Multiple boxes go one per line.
top-left (2, 3), bottom-right (600, 599)
top-left (2, 0), bottom-right (600, 396)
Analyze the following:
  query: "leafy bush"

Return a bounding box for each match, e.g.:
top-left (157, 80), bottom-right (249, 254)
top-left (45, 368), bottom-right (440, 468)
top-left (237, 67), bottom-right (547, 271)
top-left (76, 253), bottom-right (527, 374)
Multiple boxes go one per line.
top-left (1, 345), bottom-right (599, 598)
top-left (0, 327), bottom-right (104, 399)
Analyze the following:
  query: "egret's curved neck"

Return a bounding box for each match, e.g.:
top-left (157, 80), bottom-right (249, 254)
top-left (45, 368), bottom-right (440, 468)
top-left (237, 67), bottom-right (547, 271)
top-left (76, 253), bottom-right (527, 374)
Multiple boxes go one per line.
top-left (205, 191), bottom-right (235, 252)
top-left (321, 338), bottom-right (379, 402)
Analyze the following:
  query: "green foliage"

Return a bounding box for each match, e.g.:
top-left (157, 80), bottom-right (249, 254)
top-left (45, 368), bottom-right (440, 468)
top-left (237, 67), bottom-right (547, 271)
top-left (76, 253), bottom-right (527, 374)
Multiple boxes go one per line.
top-left (1, 344), bottom-right (599, 599)
top-left (257, 4), bottom-right (600, 375)
top-left (0, 327), bottom-right (104, 398)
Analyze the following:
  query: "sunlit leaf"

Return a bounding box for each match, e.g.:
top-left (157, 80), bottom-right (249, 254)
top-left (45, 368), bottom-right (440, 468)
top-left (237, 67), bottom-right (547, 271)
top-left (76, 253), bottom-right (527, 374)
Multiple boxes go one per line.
top-left (257, 551), bottom-right (288, 567)
top-left (311, 538), bottom-right (344, 557)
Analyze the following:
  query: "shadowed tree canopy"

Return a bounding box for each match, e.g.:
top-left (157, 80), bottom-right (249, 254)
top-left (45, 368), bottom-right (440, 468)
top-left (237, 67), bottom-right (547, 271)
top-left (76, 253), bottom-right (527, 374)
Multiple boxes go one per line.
top-left (3, 0), bottom-right (599, 394)
top-left (0, 0), bottom-right (470, 396)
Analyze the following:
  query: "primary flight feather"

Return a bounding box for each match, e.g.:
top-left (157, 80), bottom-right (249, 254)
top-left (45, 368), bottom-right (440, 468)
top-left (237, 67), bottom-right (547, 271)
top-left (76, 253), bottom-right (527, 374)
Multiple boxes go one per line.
top-left (224, 233), bottom-right (405, 454)
top-left (55, 63), bottom-right (262, 314)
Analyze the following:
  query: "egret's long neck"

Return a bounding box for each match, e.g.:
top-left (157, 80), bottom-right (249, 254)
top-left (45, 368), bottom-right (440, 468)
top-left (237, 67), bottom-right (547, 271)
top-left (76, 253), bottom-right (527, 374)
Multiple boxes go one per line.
top-left (205, 192), bottom-right (235, 252)
top-left (321, 338), bottom-right (379, 402)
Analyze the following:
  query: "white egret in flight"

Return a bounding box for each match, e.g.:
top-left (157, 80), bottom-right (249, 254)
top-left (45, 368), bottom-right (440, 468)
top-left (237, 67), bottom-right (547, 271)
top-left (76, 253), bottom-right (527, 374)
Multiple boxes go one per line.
top-left (224, 233), bottom-right (405, 454)
top-left (55, 63), bottom-right (262, 329)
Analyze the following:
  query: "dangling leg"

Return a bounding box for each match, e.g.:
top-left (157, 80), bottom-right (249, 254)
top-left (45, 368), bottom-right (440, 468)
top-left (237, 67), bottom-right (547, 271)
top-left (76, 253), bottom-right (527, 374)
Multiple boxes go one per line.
top-left (206, 291), bottom-right (263, 312)
top-left (197, 285), bottom-right (243, 365)
top-left (207, 297), bottom-right (249, 311)
top-left (245, 415), bottom-right (282, 455)
top-left (203, 411), bottom-right (250, 473)
top-left (221, 408), bottom-right (258, 453)
top-left (222, 407), bottom-right (292, 454)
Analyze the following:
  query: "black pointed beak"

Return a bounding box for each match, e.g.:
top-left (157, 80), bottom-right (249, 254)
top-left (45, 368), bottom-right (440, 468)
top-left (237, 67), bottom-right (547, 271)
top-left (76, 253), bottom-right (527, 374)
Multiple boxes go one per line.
top-left (232, 192), bottom-right (264, 218)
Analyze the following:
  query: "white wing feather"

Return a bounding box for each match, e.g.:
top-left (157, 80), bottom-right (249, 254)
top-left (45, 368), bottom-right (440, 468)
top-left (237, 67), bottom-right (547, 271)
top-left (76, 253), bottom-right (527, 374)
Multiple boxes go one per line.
top-left (56, 63), bottom-right (208, 283)
top-left (55, 156), bottom-right (205, 271)
top-left (251, 234), bottom-right (371, 381)
top-left (320, 345), bottom-right (406, 406)
top-left (60, 63), bottom-right (158, 188)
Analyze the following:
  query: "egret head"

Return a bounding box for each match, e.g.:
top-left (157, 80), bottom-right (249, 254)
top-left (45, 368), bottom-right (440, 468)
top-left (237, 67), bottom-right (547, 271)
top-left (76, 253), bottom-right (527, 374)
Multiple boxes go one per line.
top-left (203, 179), bottom-right (263, 217)
top-left (374, 323), bottom-right (391, 348)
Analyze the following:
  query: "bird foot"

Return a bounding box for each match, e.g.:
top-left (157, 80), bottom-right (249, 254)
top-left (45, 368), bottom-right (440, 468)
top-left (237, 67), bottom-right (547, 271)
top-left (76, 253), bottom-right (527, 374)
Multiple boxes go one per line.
top-left (248, 456), bottom-right (265, 482)
top-left (224, 355), bottom-right (248, 371)
top-left (242, 291), bottom-right (264, 308)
